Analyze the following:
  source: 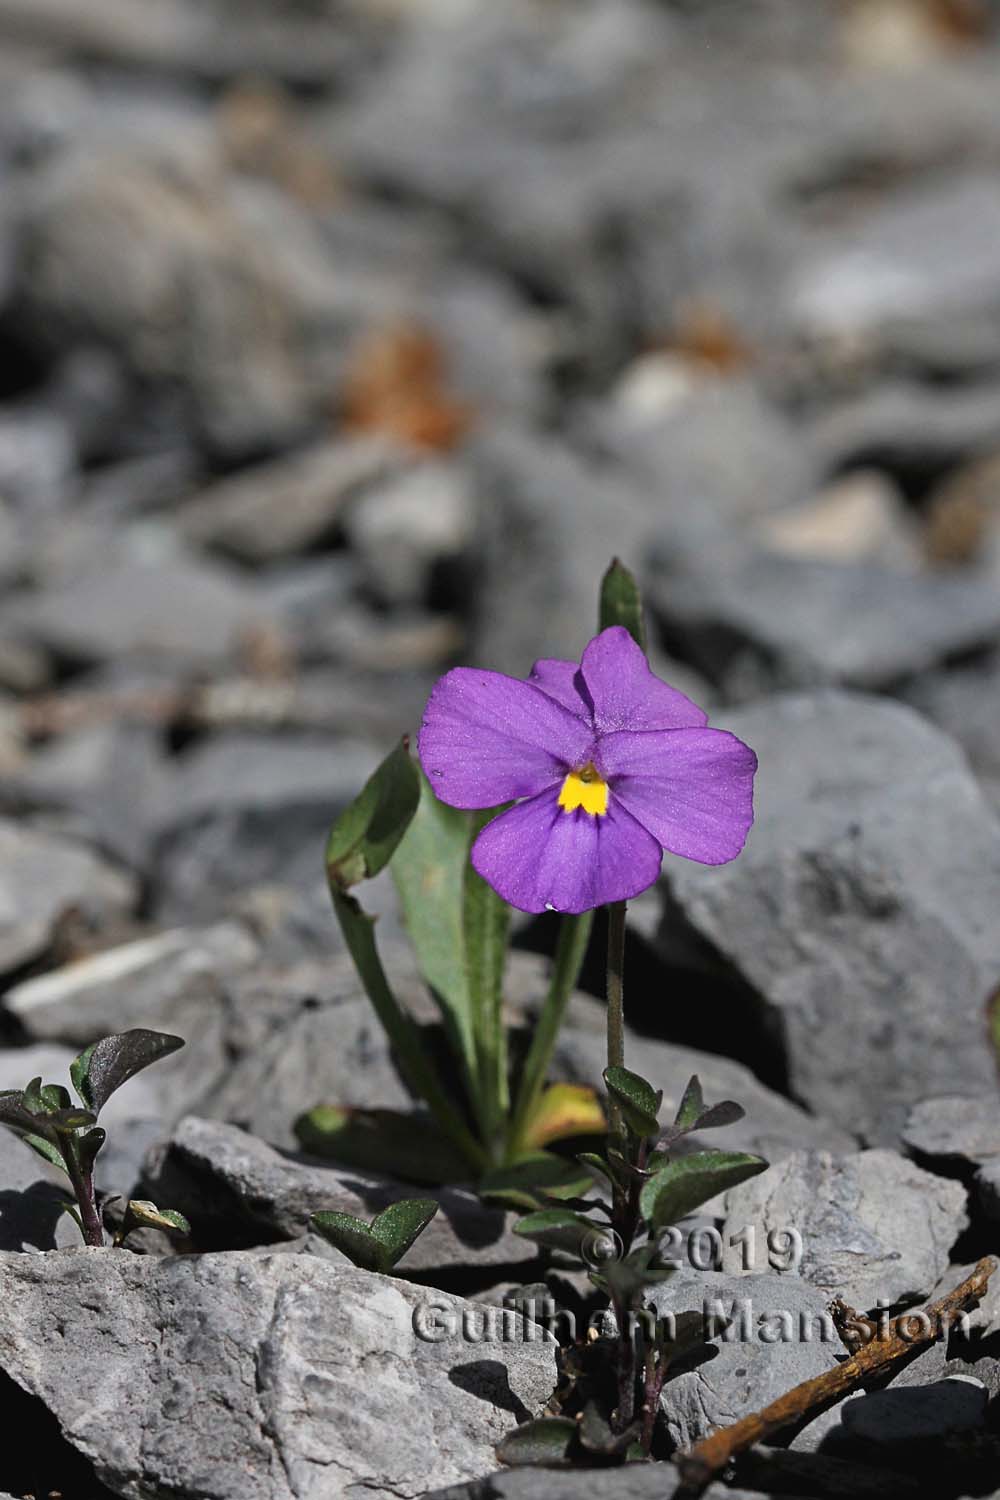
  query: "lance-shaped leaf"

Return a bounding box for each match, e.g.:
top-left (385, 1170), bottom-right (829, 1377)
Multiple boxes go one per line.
top-left (604, 1065), bottom-right (661, 1139)
top-left (496, 1417), bottom-right (577, 1468)
top-left (325, 737), bottom-right (421, 891)
top-left (591, 1241), bottom-right (673, 1299)
top-left (71, 1030), bottom-right (184, 1116)
top-left (479, 1152), bottom-right (593, 1210)
top-left (599, 558), bottom-right (647, 651)
top-left (640, 1150), bottom-right (768, 1231)
top-left (390, 767), bottom-right (482, 1092)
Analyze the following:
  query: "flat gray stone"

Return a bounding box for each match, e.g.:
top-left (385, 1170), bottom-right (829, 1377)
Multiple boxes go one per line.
top-left (657, 693), bottom-right (1000, 1143)
top-left (143, 1116), bottom-right (534, 1277)
top-left (841, 1377), bottom-right (988, 1445)
top-left (0, 1248), bottom-right (557, 1500)
top-left (4, 923), bottom-right (259, 1045)
top-left (5, 554), bottom-right (273, 668)
top-left (649, 1269), bottom-right (842, 1449)
top-left (178, 437), bottom-right (400, 564)
top-left (722, 1150), bottom-right (967, 1311)
top-left (423, 1463), bottom-right (763, 1499)
top-left (0, 818), bottom-right (138, 977)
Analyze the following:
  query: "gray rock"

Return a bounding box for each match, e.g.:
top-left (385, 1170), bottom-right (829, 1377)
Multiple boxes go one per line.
top-left (904, 1097), bottom-right (1000, 1225)
top-left (808, 380), bottom-right (1000, 486)
top-left (152, 732), bottom-right (381, 923)
top-left (4, 922), bottom-right (259, 1044)
top-left (0, 1248), bottom-right (557, 1500)
top-left (903, 658), bottom-right (1000, 807)
top-left (13, 142), bottom-right (312, 455)
top-left (840, 1377), bottom-right (988, 1445)
top-left (722, 1150), bottom-right (967, 1310)
top-left (657, 693), bottom-right (1000, 1143)
top-left (1, 722), bottom-right (171, 869)
top-left (786, 174), bottom-right (1000, 348)
top-left (649, 1268), bottom-right (842, 1449)
top-left (344, 460), bottom-right (477, 609)
top-left (142, 1115), bottom-right (534, 1278)
top-left (5, 554), bottom-right (272, 668)
top-left (0, 818), bottom-right (138, 977)
top-left (647, 547), bottom-right (1000, 695)
top-left (903, 1096), bottom-right (1000, 1171)
top-left (424, 1463), bottom-right (762, 1499)
top-left (178, 437), bottom-right (400, 564)
top-left (464, 426), bottom-right (650, 675)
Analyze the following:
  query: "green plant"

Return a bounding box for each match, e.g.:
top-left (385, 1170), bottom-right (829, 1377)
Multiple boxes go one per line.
top-left (0, 1029), bottom-right (190, 1249)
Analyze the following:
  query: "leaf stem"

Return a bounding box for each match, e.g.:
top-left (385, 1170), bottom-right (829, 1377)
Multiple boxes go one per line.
top-left (507, 911), bottom-right (592, 1156)
top-left (61, 1138), bottom-right (104, 1247)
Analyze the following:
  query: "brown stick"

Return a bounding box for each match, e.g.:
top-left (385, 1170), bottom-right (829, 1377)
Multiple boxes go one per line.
top-left (674, 1256), bottom-right (996, 1494)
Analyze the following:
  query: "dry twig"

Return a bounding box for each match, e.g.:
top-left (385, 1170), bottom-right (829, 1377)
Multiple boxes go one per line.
top-left (674, 1256), bottom-right (996, 1495)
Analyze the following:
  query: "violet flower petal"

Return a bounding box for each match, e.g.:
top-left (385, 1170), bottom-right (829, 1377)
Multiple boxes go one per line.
top-left (580, 626), bottom-right (708, 733)
top-left (527, 657), bottom-right (593, 719)
top-left (598, 726), bottom-right (757, 865)
top-left (418, 667), bottom-right (594, 809)
top-left (471, 785), bottom-right (662, 914)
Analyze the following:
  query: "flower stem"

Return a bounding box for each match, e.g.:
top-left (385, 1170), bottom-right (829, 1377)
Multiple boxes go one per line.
top-left (606, 899), bottom-right (627, 1145)
top-left (507, 911), bottom-right (592, 1155)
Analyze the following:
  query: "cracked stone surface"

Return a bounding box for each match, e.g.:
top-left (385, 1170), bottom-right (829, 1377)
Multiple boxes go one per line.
top-left (722, 1149), bottom-right (967, 1311)
top-left (903, 1095), bottom-right (1000, 1224)
top-left (0, 1248), bottom-right (556, 1500)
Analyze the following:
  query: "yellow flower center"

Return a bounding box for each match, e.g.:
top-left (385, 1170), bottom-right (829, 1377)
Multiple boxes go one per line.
top-left (558, 762), bottom-right (608, 817)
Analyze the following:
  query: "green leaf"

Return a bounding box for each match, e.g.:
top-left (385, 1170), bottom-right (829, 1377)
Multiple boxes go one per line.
top-left (21, 1133), bottom-right (69, 1173)
top-left (70, 1044), bottom-right (96, 1107)
top-left (39, 1083), bottom-right (71, 1112)
top-left (123, 1200), bottom-right (191, 1237)
top-left (496, 1417), bottom-right (577, 1467)
top-left (599, 558), bottom-right (646, 651)
top-left (390, 767), bottom-right (482, 1091)
top-left (480, 1152), bottom-right (593, 1206)
top-left (513, 1207), bottom-right (607, 1257)
top-left (463, 822), bottom-right (512, 1139)
top-left (604, 1066), bottom-right (661, 1139)
top-left (370, 1199), bottom-right (439, 1267)
top-left (325, 737), bottom-right (421, 891)
top-left (295, 1106), bottom-right (472, 1186)
top-left (72, 1030), bottom-right (183, 1116)
top-left (640, 1151), bottom-right (768, 1231)
top-left (22, 1077), bottom-right (45, 1115)
top-left (578, 1400), bottom-right (639, 1457)
top-left (310, 1212), bottom-right (386, 1273)
top-left (673, 1075), bottom-right (705, 1131)
top-left (78, 1127), bottom-right (106, 1175)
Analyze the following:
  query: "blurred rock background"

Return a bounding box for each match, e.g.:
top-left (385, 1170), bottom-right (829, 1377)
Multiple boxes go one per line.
top-left (1, 0), bottom-right (1000, 1150)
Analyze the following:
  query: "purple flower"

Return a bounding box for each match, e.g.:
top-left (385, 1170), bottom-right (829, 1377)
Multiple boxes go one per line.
top-left (417, 626), bottom-right (757, 915)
